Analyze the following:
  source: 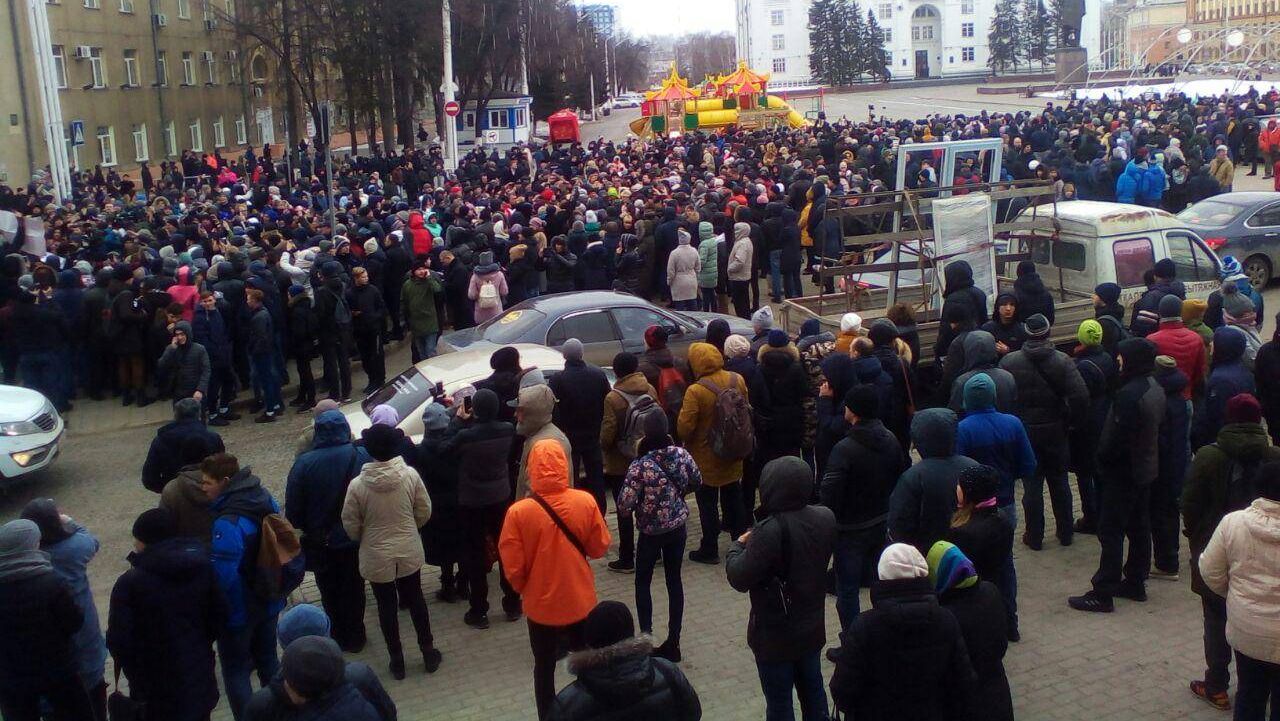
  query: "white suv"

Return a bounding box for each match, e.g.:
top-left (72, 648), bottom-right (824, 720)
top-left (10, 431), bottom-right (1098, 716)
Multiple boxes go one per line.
top-left (0, 385), bottom-right (64, 481)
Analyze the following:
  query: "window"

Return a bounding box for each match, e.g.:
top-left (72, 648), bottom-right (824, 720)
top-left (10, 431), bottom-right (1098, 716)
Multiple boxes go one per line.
top-left (83, 0), bottom-right (99, 8)
top-left (204, 52), bottom-right (217, 84)
top-left (1167, 233), bottom-right (1220, 281)
top-left (182, 51), bottom-right (194, 85)
top-left (212, 116), bottom-right (225, 147)
top-left (227, 50), bottom-right (239, 83)
top-left (51, 46), bottom-right (67, 88)
top-left (463, 112), bottom-right (474, 129)
top-left (132, 123), bottom-right (148, 161)
top-left (189, 118), bottom-right (202, 151)
top-left (962, 46), bottom-right (975, 61)
top-left (961, 0), bottom-right (974, 12)
top-left (886, 51), bottom-right (893, 66)
top-left (770, 9), bottom-right (784, 24)
top-left (545, 311), bottom-right (617, 346)
top-left (88, 48), bottom-right (106, 88)
top-left (611, 307), bottom-right (674, 341)
top-left (1052, 240), bottom-right (1087, 271)
top-left (513, 108), bottom-right (526, 127)
top-left (913, 5), bottom-right (937, 16)
top-left (878, 2), bottom-right (891, 17)
top-left (1246, 203), bottom-right (1280, 228)
top-left (224, 0), bottom-right (233, 15)
top-left (771, 33), bottom-right (785, 51)
top-left (123, 49), bottom-right (139, 86)
top-left (883, 27), bottom-right (892, 42)
top-left (155, 51), bottom-right (168, 86)
top-left (772, 57), bottom-right (787, 73)
top-left (487, 110), bottom-right (509, 129)
top-left (177, 0), bottom-right (189, 17)
top-left (96, 126), bottom-right (116, 166)
top-left (235, 114), bottom-right (247, 144)
top-left (164, 121), bottom-right (177, 156)
top-left (1112, 238), bottom-right (1155, 287)
top-left (961, 22), bottom-right (974, 37)
top-left (912, 25), bottom-right (935, 40)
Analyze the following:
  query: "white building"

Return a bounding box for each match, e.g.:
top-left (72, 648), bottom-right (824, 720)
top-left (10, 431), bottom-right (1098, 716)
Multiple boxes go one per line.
top-left (735, 0), bottom-right (997, 83)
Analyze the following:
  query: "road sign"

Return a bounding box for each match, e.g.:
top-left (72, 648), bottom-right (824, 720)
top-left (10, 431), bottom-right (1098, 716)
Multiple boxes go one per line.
top-left (444, 101), bottom-right (460, 117)
top-left (69, 120), bottom-right (85, 147)
top-left (481, 129), bottom-right (499, 144)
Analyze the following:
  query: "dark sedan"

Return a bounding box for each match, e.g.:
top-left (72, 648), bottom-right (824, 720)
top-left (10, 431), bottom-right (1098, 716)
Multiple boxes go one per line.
top-left (1179, 192), bottom-right (1280, 287)
top-left (438, 291), bottom-right (756, 367)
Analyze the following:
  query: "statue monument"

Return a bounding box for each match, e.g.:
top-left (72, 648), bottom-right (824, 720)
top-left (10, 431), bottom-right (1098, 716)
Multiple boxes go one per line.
top-left (1055, 0), bottom-right (1088, 83)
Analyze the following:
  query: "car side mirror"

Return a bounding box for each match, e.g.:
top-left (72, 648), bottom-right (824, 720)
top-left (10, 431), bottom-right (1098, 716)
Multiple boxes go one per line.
top-left (663, 323), bottom-right (683, 337)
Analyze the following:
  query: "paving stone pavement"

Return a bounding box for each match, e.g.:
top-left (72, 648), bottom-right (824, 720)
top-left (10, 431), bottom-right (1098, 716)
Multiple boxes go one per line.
top-left (199, 485), bottom-right (1226, 721)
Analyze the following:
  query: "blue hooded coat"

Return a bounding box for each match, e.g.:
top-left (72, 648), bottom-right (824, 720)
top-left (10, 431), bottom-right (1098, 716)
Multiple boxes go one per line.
top-left (285, 411), bottom-right (371, 555)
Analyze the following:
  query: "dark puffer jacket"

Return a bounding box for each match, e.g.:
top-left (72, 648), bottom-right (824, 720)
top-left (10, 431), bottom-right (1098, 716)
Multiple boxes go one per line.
top-left (726, 457), bottom-right (837, 663)
top-left (285, 411), bottom-right (371, 553)
top-left (1012, 265), bottom-right (1055, 325)
top-left (948, 331), bottom-right (1019, 415)
top-left (939, 581), bottom-right (1013, 721)
top-left (821, 419), bottom-right (907, 531)
top-left (887, 409), bottom-right (980, 553)
top-left (830, 576), bottom-right (976, 720)
top-left (442, 390), bottom-right (517, 508)
top-left (1098, 338), bottom-right (1165, 485)
top-left (550, 357), bottom-right (612, 450)
top-left (244, 682), bottom-right (382, 721)
top-left (158, 321), bottom-right (211, 399)
top-left (749, 343), bottom-right (810, 459)
top-left (141, 419), bottom-right (225, 493)
top-left (106, 537), bottom-right (226, 720)
top-left (0, 563), bottom-right (84, 694)
top-left (998, 338), bottom-right (1089, 466)
top-left (1193, 326), bottom-right (1256, 449)
top-left (547, 636), bottom-right (702, 721)
top-left (935, 261), bottom-right (989, 361)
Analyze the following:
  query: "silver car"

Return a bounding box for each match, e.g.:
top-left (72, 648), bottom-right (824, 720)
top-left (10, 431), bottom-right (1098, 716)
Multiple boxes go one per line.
top-left (1179, 192), bottom-right (1280, 288)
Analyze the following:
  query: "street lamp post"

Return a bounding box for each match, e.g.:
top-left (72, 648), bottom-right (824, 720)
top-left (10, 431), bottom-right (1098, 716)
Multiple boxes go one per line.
top-left (441, 0), bottom-right (457, 172)
top-left (26, 0), bottom-right (72, 203)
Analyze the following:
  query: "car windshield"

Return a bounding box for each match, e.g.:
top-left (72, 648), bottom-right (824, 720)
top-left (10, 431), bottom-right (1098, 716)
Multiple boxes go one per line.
top-left (363, 366), bottom-right (436, 419)
top-left (1178, 200), bottom-right (1244, 227)
top-left (479, 308), bottom-right (546, 344)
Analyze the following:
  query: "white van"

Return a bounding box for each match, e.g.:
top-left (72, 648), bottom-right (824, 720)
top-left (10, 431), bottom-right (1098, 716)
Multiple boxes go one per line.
top-left (1019, 200), bottom-right (1222, 303)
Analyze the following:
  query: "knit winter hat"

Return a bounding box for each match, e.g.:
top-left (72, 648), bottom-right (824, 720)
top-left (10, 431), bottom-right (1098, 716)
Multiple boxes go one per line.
top-left (957, 464), bottom-right (1000, 505)
top-left (752, 305), bottom-right (774, 331)
top-left (561, 338), bottom-right (585, 361)
top-left (767, 329), bottom-right (789, 348)
top-left (368, 404), bottom-right (400, 427)
top-left (878, 543), bottom-right (928, 581)
top-left (1155, 354), bottom-right (1177, 370)
top-left (584, 600), bottom-right (635, 649)
top-left (1221, 282), bottom-right (1255, 320)
top-left (724, 334), bottom-right (751, 359)
top-left (843, 384), bottom-right (880, 419)
top-left (131, 508), bottom-right (177, 546)
top-left (1220, 255), bottom-right (1243, 279)
top-left (1154, 258), bottom-right (1176, 279)
top-left (644, 325), bottom-right (669, 349)
top-left (281, 637), bottom-right (346, 699)
top-left (926, 541), bottom-right (979, 594)
top-left (1094, 282), bottom-right (1122, 305)
top-left (363, 239), bottom-right (379, 255)
top-left (1226, 393), bottom-right (1263, 425)
top-left (361, 424), bottom-right (405, 462)
top-left (1077, 319), bottom-right (1103, 347)
top-left (840, 312), bottom-right (863, 334)
top-left (1158, 294), bottom-right (1183, 321)
top-left (421, 402), bottom-right (451, 432)
top-left (1182, 298), bottom-right (1208, 325)
top-left (1022, 313), bottom-right (1051, 339)
top-left (277, 604), bottom-right (331, 648)
top-left (288, 284), bottom-right (306, 297)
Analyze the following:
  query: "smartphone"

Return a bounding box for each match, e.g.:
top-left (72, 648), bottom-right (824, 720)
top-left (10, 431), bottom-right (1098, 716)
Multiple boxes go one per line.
top-left (463, 395), bottom-right (473, 414)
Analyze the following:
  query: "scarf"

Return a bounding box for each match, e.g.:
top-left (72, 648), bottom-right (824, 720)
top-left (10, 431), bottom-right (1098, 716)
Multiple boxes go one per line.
top-left (925, 541), bottom-right (979, 594)
top-left (0, 520), bottom-right (54, 582)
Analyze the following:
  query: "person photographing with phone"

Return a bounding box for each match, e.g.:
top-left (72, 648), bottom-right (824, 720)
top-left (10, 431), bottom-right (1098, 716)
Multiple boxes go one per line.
top-left (725, 456), bottom-right (836, 721)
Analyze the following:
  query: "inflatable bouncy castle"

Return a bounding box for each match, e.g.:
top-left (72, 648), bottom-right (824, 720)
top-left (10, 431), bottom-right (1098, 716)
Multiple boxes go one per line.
top-left (628, 63), bottom-right (813, 138)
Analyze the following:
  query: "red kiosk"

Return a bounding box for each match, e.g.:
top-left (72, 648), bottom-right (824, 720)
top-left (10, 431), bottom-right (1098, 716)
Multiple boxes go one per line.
top-left (547, 109), bottom-right (580, 145)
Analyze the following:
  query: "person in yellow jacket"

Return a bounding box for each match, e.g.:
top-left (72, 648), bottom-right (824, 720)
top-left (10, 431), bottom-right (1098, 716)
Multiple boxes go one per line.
top-left (678, 342), bottom-right (750, 565)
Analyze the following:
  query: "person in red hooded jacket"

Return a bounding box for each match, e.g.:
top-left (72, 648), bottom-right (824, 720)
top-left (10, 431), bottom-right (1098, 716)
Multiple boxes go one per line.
top-left (408, 211), bottom-right (433, 259)
top-left (166, 266), bottom-right (199, 322)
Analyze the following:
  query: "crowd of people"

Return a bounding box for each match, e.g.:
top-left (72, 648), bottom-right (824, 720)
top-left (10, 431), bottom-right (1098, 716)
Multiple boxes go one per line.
top-left (1, 82), bottom-right (1280, 721)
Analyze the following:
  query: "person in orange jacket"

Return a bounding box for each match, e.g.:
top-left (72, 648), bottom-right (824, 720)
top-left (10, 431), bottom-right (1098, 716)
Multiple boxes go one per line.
top-left (1261, 119), bottom-right (1280, 180)
top-left (499, 439), bottom-right (611, 720)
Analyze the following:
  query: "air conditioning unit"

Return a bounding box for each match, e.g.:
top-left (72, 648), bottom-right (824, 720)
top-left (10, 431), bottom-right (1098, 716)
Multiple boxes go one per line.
top-left (72, 45), bottom-right (93, 60)
top-left (153, 12), bottom-right (168, 26)
top-left (201, 51), bottom-right (215, 63)
top-left (203, 18), bottom-right (217, 30)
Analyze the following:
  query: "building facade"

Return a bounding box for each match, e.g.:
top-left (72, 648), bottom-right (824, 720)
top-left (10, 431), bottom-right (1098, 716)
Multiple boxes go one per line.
top-left (1123, 0), bottom-right (1188, 67)
top-left (0, 0), bottom-right (284, 186)
top-left (734, 0), bottom-right (996, 84)
top-left (1186, 0), bottom-right (1279, 61)
top-left (581, 3), bottom-right (616, 37)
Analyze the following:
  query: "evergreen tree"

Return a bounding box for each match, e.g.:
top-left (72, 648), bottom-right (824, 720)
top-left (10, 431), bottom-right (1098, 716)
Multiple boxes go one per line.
top-left (987, 0), bottom-right (1021, 73)
top-left (842, 0), bottom-right (869, 82)
top-left (1022, 0), bottom-right (1050, 66)
top-left (865, 8), bottom-right (891, 81)
top-left (809, 0), bottom-right (840, 85)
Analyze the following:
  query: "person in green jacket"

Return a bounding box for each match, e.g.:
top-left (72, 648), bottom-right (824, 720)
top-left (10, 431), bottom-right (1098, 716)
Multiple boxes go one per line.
top-left (696, 221), bottom-right (719, 312)
top-left (401, 258), bottom-right (444, 362)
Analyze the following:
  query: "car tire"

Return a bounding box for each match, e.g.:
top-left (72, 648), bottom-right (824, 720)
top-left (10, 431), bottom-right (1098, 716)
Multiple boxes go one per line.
top-left (1245, 254), bottom-right (1273, 289)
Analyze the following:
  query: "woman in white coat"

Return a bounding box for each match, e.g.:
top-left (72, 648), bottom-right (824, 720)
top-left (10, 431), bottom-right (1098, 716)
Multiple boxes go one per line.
top-left (342, 423), bottom-right (439, 680)
top-left (1199, 460), bottom-right (1280, 719)
top-left (666, 228), bottom-right (701, 312)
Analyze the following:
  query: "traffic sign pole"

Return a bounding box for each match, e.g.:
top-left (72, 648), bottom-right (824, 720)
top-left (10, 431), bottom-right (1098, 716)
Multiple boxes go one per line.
top-left (442, 0), bottom-right (458, 173)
